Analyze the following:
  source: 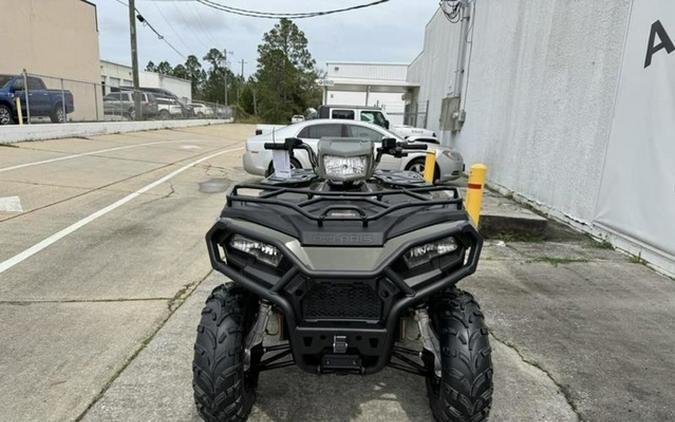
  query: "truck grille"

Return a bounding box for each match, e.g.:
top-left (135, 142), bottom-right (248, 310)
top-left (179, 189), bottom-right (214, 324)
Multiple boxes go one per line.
top-left (302, 281), bottom-right (382, 321)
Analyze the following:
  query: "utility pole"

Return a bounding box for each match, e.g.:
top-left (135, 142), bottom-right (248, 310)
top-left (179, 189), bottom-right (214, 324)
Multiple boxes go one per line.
top-left (128, 0), bottom-right (141, 120)
top-left (221, 49), bottom-right (233, 106)
top-left (237, 59), bottom-right (247, 105)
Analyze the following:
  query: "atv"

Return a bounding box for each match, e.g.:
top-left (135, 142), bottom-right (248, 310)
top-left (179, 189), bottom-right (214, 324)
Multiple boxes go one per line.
top-left (193, 137), bottom-right (493, 421)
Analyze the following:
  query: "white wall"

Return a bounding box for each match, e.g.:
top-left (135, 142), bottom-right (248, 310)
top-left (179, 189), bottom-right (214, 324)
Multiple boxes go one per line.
top-left (326, 62), bottom-right (408, 82)
top-left (140, 73), bottom-right (192, 103)
top-left (410, 1), bottom-right (632, 224)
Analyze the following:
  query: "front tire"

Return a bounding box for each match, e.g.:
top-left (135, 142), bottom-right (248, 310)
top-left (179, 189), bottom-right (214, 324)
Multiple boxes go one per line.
top-left (193, 284), bottom-right (260, 422)
top-left (426, 289), bottom-right (493, 422)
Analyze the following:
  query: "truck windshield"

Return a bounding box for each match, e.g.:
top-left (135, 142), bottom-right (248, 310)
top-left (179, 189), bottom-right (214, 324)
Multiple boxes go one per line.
top-left (361, 111), bottom-right (388, 128)
top-left (0, 75), bottom-right (13, 88)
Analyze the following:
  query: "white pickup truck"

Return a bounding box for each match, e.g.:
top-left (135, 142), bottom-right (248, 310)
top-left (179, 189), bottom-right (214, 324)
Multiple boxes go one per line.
top-left (317, 105), bottom-right (436, 139)
top-left (254, 105), bottom-right (437, 139)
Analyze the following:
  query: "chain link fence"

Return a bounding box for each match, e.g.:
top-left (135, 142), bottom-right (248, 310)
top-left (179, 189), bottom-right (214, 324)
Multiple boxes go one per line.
top-left (1, 70), bottom-right (234, 126)
top-left (400, 100), bottom-right (429, 128)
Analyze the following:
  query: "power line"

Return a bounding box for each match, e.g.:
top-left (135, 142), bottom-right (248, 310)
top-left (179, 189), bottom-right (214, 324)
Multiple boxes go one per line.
top-left (113, 0), bottom-right (186, 58)
top-left (193, 0), bottom-right (391, 19)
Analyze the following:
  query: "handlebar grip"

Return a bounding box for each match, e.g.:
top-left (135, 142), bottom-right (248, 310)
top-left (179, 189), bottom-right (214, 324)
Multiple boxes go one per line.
top-left (263, 143), bottom-right (288, 151)
top-left (401, 143), bottom-right (428, 150)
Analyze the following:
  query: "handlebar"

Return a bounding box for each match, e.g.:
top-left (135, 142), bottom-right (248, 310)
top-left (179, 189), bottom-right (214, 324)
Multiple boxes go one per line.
top-left (263, 142), bottom-right (288, 151)
top-left (399, 143), bottom-right (428, 151)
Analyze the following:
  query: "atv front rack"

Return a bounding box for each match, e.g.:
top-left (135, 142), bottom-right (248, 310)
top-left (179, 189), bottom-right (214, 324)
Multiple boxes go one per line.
top-left (227, 184), bottom-right (464, 228)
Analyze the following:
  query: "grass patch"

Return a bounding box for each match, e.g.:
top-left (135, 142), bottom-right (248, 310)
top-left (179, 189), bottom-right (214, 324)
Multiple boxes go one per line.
top-left (627, 253), bottom-right (647, 266)
top-left (235, 115), bottom-right (263, 124)
top-left (529, 256), bottom-right (589, 267)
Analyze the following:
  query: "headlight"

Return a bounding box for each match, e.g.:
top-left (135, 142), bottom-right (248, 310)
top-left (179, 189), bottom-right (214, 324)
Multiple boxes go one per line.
top-left (404, 237), bottom-right (458, 268)
top-left (322, 155), bottom-right (369, 179)
top-left (229, 234), bottom-right (282, 267)
top-left (442, 150), bottom-right (462, 161)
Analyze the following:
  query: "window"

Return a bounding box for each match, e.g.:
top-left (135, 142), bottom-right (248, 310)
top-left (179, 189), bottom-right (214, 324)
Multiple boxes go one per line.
top-left (298, 124), bottom-right (343, 139)
top-left (27, 78), bottom-right (44, 90)
top-left (12, 79), bottom-right (25, 91)
top-left (361, 111), bottom-right (388, 128)
top-left (345, 125), bottom-right (384, 142)
top-left (331, 109), bottom-right (355, 120)
top-left (104, 93), bottom-right (122, 101)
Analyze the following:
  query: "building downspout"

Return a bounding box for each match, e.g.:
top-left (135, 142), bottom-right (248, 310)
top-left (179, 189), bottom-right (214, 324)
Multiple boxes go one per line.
top-left (452, 1), bottom-right (472, 100)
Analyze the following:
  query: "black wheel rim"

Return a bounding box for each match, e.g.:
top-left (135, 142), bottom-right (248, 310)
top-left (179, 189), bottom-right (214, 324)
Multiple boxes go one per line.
top-left (0, 108), bottom-right (10, 125)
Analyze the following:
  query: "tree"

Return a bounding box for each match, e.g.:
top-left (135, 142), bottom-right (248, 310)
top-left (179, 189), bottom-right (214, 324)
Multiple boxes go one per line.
top-left (145, 61), bottom-right (157, 72)
top-left (156, 61), bottom-right (173, 75)
top-left (172, 64), bottom-right (188, 80)
top-left (201, 48), bottom-right (236, 104)
top-left (185, 55), bottom-right (205, 98)
top-left (255, 19), bottom-right (321, 123)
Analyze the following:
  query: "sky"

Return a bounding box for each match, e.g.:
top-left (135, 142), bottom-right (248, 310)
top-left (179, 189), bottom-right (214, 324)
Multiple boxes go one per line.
top-left (93, 0), bottom-right (439, 77)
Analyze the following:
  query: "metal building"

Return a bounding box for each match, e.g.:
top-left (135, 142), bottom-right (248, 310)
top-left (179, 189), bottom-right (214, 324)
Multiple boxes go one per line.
top-left (407, 1), bottom-right (675, 275)
top-left (322, 61), bottom-right (420, 125)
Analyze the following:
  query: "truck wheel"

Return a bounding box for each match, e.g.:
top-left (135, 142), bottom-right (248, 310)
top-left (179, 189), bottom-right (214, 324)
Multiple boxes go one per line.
top-left (50, 104), bottom-right (66, 123)
top-left (426, 288), bottom-right (493, 422)
top-left (159, 109), bottom-right (170, 120)
top-left (0, 104), bottom-right (14, 125)
top-left (193, 283), bottom-right (261, 422)
top-left (406, 158), bottom-right (440, 182)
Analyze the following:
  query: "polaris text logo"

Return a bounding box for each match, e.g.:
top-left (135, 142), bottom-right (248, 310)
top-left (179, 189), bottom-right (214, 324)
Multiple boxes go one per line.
top-left (306, 233), bottom-right (376, 245)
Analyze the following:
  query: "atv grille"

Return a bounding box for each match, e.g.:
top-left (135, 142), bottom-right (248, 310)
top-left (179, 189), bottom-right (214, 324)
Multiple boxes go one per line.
top-left (302, 281), bottom-right (382, 321)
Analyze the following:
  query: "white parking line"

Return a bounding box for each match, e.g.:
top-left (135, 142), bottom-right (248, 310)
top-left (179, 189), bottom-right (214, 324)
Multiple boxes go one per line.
top-left (0, 146), bottom-right (243, 275)
top-left (0, 140), bottom-right (189, 173)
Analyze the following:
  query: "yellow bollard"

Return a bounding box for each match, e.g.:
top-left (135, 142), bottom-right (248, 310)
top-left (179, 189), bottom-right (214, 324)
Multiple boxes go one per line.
top-left (15, 97), bottom-right (23, 126)
top-left (465, 163), bottom-right (487, 225)
top-left (423, 150), bottom-right (436, 183)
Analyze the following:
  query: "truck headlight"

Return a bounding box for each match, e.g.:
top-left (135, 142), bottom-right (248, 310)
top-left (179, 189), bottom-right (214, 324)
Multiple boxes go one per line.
top-left (229, 234), bottom-right (282, 267)
top-left (404, 237), bottom-right (458, 269)
top-left (322, 155), bottom-right (369, 179)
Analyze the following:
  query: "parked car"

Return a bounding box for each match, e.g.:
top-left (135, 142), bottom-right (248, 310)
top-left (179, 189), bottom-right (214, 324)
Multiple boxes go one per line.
top-left (103, 91), bottom-right (158, 120)
top-left (190, 102), bottom-right (215, 118)
top-left (291, 114), bottom-right (305, 123)
top-left (243, 119), bottom-right (464, 181)
top-left (0, 74), bottom-right (74, 124)
top-left (154, 95), bottom-right (185, 120)
top-left (316, 105), bottom-right (436, 139)
top-left (140, 87), bottom-right (193, 117)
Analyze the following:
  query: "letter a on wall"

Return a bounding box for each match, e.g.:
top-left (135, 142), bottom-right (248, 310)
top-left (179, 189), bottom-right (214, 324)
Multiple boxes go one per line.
top-left (594, 1), bottom-right (675, 267)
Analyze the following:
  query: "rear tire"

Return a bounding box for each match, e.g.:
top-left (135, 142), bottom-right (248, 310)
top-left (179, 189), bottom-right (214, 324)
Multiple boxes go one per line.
top-left (159, 109), bottom-right (171, 120)
top-left (426, 288), bottom-right (493, 422)
top-left (0, 104), bottom-right (14, 125)
top-left (193, 284), bottom-right (260, 422)
top-left (50, 103), bottom-right (66, 123)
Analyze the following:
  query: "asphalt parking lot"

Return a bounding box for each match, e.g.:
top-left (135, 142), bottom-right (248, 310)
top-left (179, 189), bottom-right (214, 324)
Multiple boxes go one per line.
top-left (1, 124), bottom-right (674, 422)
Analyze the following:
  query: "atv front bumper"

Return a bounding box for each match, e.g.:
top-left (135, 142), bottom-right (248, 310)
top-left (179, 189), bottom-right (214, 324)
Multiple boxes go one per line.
top-left (206, 218), bottom-right (482, 375)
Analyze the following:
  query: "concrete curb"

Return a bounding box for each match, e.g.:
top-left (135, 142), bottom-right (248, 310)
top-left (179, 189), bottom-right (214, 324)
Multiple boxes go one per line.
top-left (0, 119), bottom-right (232, 144)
